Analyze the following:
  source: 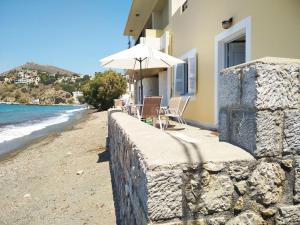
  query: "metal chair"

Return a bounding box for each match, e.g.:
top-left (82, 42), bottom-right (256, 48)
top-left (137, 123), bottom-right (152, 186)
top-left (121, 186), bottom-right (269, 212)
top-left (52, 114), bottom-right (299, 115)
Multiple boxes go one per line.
top-left (163, 96), bottom-right (190, 127)
top-left (137, 96), bottom-right (163, 130)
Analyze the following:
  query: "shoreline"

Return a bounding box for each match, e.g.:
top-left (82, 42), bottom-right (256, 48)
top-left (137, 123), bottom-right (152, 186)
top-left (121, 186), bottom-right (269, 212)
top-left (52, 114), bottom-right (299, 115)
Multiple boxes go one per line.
top-left (0, 111), bottom-right (116, 224)
top-left (0, 109), bottom-right (96, 163)
top-left (0, 101), bottom-right (87, 107)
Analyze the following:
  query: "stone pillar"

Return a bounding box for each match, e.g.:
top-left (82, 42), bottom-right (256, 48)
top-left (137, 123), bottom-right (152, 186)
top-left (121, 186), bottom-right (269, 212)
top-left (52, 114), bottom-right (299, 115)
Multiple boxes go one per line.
top-left (219, 58), bottom-right (300, 158)
top-left (219, 58), bottom-right (300, 225)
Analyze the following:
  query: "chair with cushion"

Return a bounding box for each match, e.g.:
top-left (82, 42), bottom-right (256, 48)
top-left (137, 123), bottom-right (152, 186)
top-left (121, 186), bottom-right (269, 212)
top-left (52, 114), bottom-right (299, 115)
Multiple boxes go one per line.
top-left (137, 96), bottom-right (163, 130)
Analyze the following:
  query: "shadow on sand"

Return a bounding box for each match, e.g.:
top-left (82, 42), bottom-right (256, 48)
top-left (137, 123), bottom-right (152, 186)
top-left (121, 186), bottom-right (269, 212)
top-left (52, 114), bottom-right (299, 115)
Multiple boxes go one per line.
top-left (97, 149), bottom-right (110, 163)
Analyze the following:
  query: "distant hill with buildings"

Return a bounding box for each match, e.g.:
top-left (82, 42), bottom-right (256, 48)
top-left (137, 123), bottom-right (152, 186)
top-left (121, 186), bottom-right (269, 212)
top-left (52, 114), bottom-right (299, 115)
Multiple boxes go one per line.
top-left (0, 62), bottom-right (78, 77)
top-left (0, 63), bottom-right (88, 105)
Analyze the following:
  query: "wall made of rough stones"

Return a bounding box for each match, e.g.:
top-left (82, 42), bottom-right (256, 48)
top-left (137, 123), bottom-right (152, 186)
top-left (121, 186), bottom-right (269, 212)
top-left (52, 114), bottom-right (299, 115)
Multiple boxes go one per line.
top-left (108, 108), bottom-right (300, 225)
top-left (218, 58), bottom-right (300, 225)
top-left (108, 59), bottom-right (300, 225)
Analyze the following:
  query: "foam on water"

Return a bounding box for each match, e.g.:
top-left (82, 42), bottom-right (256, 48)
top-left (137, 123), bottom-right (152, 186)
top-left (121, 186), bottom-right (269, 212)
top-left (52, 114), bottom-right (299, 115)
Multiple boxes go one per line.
top-left (0, 107), bottom-right (85, 144)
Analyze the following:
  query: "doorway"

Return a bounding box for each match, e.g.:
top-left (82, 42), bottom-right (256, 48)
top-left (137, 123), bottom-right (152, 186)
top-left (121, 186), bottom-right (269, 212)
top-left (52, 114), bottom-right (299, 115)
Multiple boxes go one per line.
top-left (214, 16), bottom-right (252, 127)
top-left (224, 35), bottom-right (246, 68)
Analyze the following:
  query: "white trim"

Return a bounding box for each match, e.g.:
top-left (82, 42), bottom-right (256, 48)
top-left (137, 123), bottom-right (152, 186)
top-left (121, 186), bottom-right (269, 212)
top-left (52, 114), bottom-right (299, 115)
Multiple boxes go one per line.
top-left (167, 68), bottom-right (171, 102)
top-left (214, 16), bottom-right (252, 128)
top-left (178, 48), bottom-right (197, 99)
top-left (179, 48), bottom-right (197, 60)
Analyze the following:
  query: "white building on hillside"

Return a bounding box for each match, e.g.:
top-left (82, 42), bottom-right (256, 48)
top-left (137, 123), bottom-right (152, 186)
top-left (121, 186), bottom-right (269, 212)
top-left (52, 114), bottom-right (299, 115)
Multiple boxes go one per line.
top-left (15, 69), bottom-right (39, 85)
top-left (72, 91), bottom-right (83, 104)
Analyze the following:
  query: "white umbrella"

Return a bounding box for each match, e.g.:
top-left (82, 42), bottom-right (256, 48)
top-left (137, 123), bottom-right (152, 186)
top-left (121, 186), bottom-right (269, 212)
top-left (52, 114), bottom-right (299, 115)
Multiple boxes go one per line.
top-left (100, 44), bottom-right (184, 102)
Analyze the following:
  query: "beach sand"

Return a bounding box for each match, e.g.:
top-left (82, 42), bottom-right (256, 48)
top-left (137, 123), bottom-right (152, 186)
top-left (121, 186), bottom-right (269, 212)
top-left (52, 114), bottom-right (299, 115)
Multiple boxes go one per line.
top-left (0, 111), bottom-right (116, 225)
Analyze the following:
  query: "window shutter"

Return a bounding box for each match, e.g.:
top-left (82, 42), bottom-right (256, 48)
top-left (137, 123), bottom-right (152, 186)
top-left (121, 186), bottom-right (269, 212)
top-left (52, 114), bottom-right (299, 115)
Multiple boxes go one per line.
top-left (188, 53), bottom-right (197, 95)
top-left (174, 64), bottom-right (185, 96)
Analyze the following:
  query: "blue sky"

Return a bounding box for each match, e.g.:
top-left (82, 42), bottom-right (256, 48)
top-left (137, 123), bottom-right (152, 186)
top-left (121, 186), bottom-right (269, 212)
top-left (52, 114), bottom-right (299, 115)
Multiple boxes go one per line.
top-left (0, 0), bottom-right (131, 75)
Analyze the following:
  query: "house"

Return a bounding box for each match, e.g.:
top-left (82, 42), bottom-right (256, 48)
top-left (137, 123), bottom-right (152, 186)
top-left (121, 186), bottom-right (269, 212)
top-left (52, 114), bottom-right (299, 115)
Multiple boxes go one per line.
top-left (72, 91), bottom-right (83, 104)
top-left (71, 74), bottom-right (80, 82)
top-left (124, 0), bottom-right (300, 129)
top-left (15, 69), bottom-right (40, 85)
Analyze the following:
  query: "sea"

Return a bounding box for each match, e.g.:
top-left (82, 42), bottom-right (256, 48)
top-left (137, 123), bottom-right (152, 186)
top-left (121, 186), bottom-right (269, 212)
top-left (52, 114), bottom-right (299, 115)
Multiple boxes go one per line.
top-left (0, 103), bottom-right (87, 159)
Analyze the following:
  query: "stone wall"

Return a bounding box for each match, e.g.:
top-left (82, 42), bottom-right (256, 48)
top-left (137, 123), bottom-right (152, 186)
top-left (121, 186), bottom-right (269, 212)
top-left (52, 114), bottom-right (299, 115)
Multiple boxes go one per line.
top-left (108, 58), bottom-right (299, 225)
top-left (219, 57), bottom-right (300, 225)
top-left (108, 110), bottom-right (299, 224)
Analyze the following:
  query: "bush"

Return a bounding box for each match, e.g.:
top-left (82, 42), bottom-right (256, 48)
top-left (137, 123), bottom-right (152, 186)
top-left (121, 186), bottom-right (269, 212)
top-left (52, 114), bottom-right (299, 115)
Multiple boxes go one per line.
top-left (81, 70), bottom-right (127, 110)
top-left (60, 82), bottom-right (76, 94)
top-left (40, 74), bottom-right (56, 85)
top-left (19, 97), bottom-right (29, 104)
top-left (54, 84), bottom-right (61, 91)
top-left (77, 96), bottom-right (85, 104)
top-left (67, 99), bottom-right (74, 104)
top-left (14, 90), bottom-right (21, 99)
top-left (65, 92), bottom-right (71, 98)
top-left (21, 87), bottom-right (28, 93)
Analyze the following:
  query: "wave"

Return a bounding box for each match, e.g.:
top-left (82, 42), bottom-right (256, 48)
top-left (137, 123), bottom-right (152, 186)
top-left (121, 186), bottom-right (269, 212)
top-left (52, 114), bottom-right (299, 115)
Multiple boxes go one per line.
top-left (65, 107), bottom-right (86, 113)
top-left (0, 108), bottom-right (84, 144)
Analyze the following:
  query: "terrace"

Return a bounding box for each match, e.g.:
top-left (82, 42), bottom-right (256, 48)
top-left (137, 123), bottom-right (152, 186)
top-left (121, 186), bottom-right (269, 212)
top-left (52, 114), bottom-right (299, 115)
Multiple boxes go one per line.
top-left (108, 58), bottom-right (300, 225)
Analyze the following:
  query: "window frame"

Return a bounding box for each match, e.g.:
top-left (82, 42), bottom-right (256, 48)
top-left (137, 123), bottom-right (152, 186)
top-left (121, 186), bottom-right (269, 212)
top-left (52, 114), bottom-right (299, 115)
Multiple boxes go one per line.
top-left (173, 48), bottom-right (197, 97)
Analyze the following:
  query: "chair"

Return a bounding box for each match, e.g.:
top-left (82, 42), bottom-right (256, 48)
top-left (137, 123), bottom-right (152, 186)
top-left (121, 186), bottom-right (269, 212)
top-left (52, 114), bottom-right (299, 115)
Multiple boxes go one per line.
top-left (163, 96), bottom-right (190, 127)
top-left (137, 96), bottom-right (163, 130)
top-left (114, 99), bottom-right (124, 109)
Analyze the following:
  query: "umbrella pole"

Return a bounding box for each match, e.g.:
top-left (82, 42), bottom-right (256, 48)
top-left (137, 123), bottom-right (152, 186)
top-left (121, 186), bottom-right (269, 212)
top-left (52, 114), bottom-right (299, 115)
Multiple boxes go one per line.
top-left (139, 58), bottom-right (143, 104)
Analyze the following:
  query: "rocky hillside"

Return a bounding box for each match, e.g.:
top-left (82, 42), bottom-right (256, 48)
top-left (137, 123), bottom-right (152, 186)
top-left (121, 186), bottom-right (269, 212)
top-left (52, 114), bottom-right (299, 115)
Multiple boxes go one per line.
top-left (0, 83), bottom-right (74, 105)
top-left (0, 62), bottom-right (78, 77)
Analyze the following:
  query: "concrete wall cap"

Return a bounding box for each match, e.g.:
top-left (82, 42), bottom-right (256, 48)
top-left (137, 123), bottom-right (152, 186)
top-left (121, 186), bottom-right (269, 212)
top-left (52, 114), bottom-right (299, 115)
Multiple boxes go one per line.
top-left (221, 57), bottom-right (300, 75)
top-left (109, 112), bottom-right (255, 167)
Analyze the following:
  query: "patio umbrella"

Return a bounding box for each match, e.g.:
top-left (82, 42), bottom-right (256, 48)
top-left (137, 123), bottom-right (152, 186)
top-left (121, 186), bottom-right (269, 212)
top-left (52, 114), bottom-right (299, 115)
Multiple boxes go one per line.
top-left (100, 43), bottom-right (184, 103)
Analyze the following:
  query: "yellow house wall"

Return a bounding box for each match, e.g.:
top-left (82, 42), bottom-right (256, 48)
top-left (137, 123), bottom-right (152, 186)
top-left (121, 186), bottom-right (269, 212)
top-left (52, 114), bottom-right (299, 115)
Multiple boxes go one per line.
top-left (163, 0), bottom-right (300, 126)
top-left (145, 29), bottom-right (162, 38)
top-left (152, 1), bottom-right (170, 30)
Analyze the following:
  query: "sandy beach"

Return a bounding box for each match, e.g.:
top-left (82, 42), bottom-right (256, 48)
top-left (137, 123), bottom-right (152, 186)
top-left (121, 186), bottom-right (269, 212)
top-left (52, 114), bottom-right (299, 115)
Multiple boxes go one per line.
top-left (0, 111), bottom-right (116, 225)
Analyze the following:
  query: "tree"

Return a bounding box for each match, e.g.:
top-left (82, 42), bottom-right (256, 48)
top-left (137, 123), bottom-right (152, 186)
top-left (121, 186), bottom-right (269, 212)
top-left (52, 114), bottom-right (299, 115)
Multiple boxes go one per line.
top-left (60, 82), bottom-right (76, 94)
top-left (81, 70), bottom-right (127, 110)
top-left (40, 73), bottom-right (56, 85)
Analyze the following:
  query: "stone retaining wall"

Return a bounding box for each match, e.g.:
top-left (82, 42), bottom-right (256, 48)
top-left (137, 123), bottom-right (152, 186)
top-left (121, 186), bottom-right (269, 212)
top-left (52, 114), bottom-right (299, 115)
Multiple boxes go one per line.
top-left (219, 57), bottom-right (300, 225)
top-left (219, 58), bottom-right (300, 157)
top-left (108, 57), bottom-right (300, 225)
top-left (108, 112), bottom-right (300, 224)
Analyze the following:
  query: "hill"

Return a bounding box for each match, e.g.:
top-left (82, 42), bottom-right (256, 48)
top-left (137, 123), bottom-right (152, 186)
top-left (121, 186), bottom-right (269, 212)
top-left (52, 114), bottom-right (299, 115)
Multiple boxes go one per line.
top-left (0, 83), bottom-right (74, 105)
top-left (0, 62), bottom-right (79, 76)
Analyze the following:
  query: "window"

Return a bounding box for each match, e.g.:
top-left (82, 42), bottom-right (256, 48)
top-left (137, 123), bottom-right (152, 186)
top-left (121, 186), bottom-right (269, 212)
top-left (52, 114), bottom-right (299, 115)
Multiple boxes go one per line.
top-left (182, 0), bottom-right (188, 13)
top-left (174, 49), bottom-right (197, 96)
top-left (224, 35), bottom-right (246, 68)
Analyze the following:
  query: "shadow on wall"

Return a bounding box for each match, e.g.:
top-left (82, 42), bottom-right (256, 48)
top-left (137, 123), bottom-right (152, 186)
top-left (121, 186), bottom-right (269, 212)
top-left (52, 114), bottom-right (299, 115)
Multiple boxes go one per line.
top-left (167, 134), bottom-right (205, 222)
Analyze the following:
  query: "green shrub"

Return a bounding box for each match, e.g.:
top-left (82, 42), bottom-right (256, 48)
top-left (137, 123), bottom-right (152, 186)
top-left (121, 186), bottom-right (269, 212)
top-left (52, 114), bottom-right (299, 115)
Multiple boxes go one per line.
top-left (81, 70), bottom-right (127, 110)
top-left (19, 97), bottom-right (29, 104)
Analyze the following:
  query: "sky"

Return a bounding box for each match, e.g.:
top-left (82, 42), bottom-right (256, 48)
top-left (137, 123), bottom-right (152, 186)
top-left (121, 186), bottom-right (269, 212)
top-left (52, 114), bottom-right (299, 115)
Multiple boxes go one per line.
top-left (0, 0), bottom-right (131, 75)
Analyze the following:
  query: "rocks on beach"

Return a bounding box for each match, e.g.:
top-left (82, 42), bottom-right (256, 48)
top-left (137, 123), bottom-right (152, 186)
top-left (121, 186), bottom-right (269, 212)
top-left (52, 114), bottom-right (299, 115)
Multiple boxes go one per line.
top-left (76, 170), bottom-right (84, 175)
top-left (23, 193), bottom-right (31, 198)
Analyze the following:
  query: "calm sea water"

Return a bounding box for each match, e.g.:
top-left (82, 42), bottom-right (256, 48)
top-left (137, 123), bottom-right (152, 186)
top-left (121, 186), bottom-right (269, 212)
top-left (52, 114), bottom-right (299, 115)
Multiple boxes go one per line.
top-left (0, 104), bottom-right (86, 157)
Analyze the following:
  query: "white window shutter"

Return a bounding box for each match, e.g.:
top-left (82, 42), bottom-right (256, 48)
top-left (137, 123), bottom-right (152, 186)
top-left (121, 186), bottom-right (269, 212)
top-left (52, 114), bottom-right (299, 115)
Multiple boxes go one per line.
top-left (174, 64), bottom-right (185, 96)
top-left (188, 53), bottom-right (197, 95)
top-left (173, 65), bottom-right (177, 95)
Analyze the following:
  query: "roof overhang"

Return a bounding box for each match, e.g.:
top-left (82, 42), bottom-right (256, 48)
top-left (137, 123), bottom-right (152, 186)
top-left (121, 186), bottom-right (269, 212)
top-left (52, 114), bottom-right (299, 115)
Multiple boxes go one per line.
top-left (124, 0), bottom-right (159, 37)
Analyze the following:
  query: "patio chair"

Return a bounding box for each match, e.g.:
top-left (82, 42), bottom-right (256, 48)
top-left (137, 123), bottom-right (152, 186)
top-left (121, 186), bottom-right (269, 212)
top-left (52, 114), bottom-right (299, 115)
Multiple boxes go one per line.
top-left (114, 99), bottom-right (124, 109)
top-left (163, 96), bottom-right (190, 127)
top-left (137, 96), bottom-right (163, 130)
